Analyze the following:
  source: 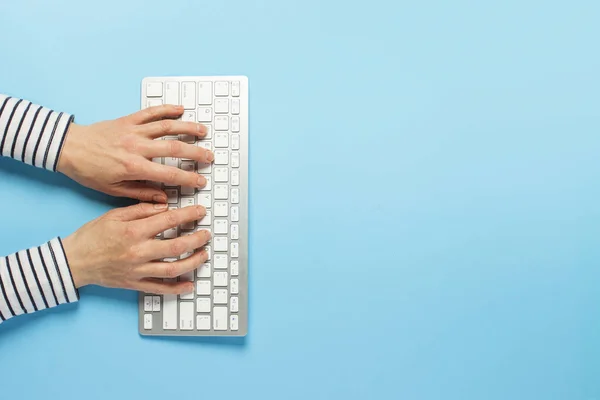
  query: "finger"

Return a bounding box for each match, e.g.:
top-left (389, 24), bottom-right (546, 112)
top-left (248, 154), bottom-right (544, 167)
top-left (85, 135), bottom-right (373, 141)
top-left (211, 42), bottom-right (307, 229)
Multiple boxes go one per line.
top-left (137, 205), bottom-right (206, 237)
top-left (138, 119), bottom-right (207, 139)
top-left (136, 249), bottom-right (209, 278)
top-left (143, 139), bottom-right (214, 164)
top-left (109, 182), bottom-right (168, 203)
top-left (110, 202), bottom-right (169, 222)
top-left (140, 162), bottom-right (207, 189)
top-left (135, 278), bottom-right (195, 295)
top-left (125, 104), bottom-right (184, 125)
top-left (141, 230), bottom-right (211, 260)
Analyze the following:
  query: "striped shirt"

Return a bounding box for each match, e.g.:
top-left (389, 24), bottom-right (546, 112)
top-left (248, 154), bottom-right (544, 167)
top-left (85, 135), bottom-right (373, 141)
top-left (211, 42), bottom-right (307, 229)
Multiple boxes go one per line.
top-left (0, 94), bottom-right (79, 325)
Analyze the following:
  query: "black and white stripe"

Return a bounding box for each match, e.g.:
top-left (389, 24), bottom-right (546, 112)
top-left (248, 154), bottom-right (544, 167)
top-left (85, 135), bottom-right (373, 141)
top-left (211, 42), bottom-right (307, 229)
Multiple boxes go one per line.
top-left (0, 94), bottom-right (73, 171)
top-left (0, 94), bottom-right (79, 324)
top-left (0, 239), bottom-right (79, 324)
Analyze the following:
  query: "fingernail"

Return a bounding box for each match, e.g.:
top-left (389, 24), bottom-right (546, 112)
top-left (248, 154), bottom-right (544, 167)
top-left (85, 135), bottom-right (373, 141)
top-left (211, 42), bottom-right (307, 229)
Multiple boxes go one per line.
top-left (153, 194), bottom-right (167, 204)
top-left (206, 151), bottom-right (214, 162)
top-left (185, 283), bottom-right (194, 293)
top-left (196, 205), bottom-right (206, 217)
top-left (197, 175), bottom-right (207, 187)
top-left (197, 124), bottom-right (206, 134)
top-left (153, 203), bottom-right (168, 210)
top-left (203, 230), bottom-right (212, 240)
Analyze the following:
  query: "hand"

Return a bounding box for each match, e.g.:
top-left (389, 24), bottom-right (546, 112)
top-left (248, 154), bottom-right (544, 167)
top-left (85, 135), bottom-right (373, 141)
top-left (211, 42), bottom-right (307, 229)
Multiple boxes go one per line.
top-left (62, 203), bottom-right (210, 294)
top-left (57, 104), bottom-right (214, 202)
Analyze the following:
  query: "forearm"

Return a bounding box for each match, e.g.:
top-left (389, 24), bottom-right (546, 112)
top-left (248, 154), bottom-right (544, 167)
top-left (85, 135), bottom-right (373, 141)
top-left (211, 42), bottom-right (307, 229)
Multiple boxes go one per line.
top-left (0, 238), bottom-right (79, 324)
top-left (0, 94), bottom-right (73, 170)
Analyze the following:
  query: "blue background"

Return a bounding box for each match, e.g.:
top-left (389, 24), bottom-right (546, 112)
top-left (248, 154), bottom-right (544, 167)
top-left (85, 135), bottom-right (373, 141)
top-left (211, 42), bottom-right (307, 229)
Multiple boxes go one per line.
top-left (0, 0), bottom-right (599, 399)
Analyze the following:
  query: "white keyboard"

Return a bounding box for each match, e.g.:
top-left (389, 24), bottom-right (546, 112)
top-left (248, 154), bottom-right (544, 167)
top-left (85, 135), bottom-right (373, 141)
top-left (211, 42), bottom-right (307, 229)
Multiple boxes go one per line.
top-left (138, 76), bottom-right (248, 336)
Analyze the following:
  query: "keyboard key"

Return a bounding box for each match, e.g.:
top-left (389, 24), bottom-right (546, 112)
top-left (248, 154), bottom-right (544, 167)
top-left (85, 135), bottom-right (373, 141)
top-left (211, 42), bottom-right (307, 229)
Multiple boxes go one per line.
top-left (214, 290), bottom-right (228, 305)
top-left (199, 210), bottom-right (212, 226)
top-left (215, 98), bottom-right (229, 114)
top-left (215, 116), bottom-right (229, 131)
top-left (215, 81), bottom-right (229, 96)
top-left (231, 260), bottom-right (239, 276)
top-left (214, 150), bottom-right (229, 165)
top-left (213, 307), bottom-right (228, 331)
top-left (197, 162), bottom-right (212, 174)
top-left (231, 296), bottom-right (239, 312)
top-left (179, 302), bottom-right (194, 330)
top-left (180, 114), bottom-right (196, 143)
top-left (144, 296), bottom-right (152, 312)
top-left (196, 297), bottom-right (211, 313)
top-left (164, 225), bottom-right (178, 239)
top-left (197, 193), bottom-right (212, 208)
top-left (231, 224), bottom-right (239, 240)
top-left (214, 237), bottom-right (228, 252)
top-left (214, 271), bottom-right (228, 287)
top-left (197, 262), bottom-right (211, 278)
top-left (198, 82), bottom-right (213, 105)
top-left (231, 206), bottom-right (239, 222)
top-left (203, 124), bottom-right (212, 139)
top-left (232, 81), bottom-right (240, 97)
top-left (200, 176), bottom-right (212, 191)
top-left (197, 141), bottom-right (212, 151)
top-left (204, 246), bottom-right (212, 260)
top-left (232, 116), bottom-right (240, 132)
top-left (180, 270), bottom-right (195, 299)
top-left (231, 242), bottom-right (239, 258)
top-left (197, 280), bottom-right (211, 295)
top-left (144, 314), bottom-right (153, 329)
top-left (215, 133), bottom-right (229, 148)
top-left (214, 184), bottom-right (228, 200)
top-left (214, 202), bottom-right (228, 217)
top-left (147, 98), bottom-right (163, 107)
top-left (197, 107), bottom-right (213, 122)
top-left (181, 196), bottom-right (194, 208)
top-left (165, 155), bottom-right (178, 168)
top-left (152, 296), bottom-right (161, 312)
top-left (165, 81), bottom-right (179, 105)
top-left (146, 81), bottom-right (163, 97)
top-left (163, 287), bottom-right (177, 330)
top-left (231, 188), bottom-right (239, 204)
top-left (231, 170), bottom-right (240, 185)
top-left (231, 134), bottom-right (240, 150)
top-left (214, 219), bottom-right (228, 234)
top-left (232, 99), bottom-right (240, 115)
top-left (231, 278), bottom-right (239, 294)
top-left (230, 315), bottom-right (239, 331)
top-left (215, 168), bottom-right (228, 182)
top-left (231, 152), bottom-right (240, 168)
top-left (214, 254), bottom-right (228, 269)
top-left (197, 315), bottom-right (210, 330)
top-left (182, 82), bottom-right (196, 109)
top-left (181, 110), bottom-right (196, 122)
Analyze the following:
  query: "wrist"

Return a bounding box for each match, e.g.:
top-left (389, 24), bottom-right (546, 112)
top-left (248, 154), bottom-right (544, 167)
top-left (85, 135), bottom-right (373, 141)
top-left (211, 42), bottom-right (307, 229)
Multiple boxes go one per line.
top-left (56, 123), bottom-right (83, 178)
top-left (62, 233), bottom-right (91, 288)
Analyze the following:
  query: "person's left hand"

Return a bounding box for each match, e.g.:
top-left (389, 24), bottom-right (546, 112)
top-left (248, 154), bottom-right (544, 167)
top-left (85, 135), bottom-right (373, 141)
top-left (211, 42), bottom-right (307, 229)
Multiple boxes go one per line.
top-left (56, 104), bottom-right (214, 203)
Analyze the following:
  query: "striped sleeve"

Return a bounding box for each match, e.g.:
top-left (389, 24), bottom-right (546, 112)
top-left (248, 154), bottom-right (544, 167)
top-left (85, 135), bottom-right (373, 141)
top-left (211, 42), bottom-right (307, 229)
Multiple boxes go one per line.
top-left (0, 238), bottom-right (79, 324)
top-left (0, 94), bottom-right (74, 171)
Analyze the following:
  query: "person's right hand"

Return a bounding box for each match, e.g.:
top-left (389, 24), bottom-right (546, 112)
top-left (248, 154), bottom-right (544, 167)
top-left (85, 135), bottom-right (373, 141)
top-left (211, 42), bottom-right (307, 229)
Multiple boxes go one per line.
top-left (61, 202), bottom-right (210, 294)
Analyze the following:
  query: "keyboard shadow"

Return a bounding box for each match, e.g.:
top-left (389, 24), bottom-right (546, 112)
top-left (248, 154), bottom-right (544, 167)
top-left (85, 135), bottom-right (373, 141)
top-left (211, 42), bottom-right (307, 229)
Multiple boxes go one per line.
top-left (141, 333), bottom-right (248, 347)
